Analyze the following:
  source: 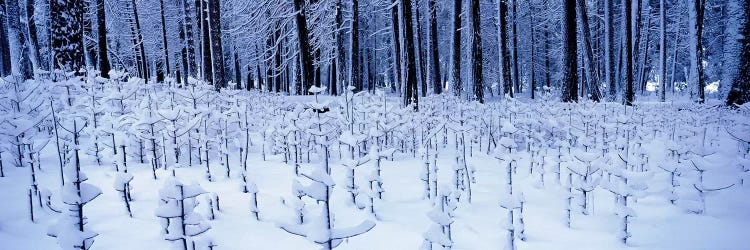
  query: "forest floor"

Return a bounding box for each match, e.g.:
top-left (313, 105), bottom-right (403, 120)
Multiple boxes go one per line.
top-left (0, 81), bottom-right (748, 250)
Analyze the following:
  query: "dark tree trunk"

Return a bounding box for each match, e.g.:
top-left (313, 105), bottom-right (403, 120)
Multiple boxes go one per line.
top-left (159, 0), bottom-right (171, 81)
top-left (529, 0), bottom-right (535, 99)
top-left (96, 0), bottom-right (110, 78)
top-left (7, 0), bottom-right (32, 78)
top-left (293, 0), bottom-right (314, 94)
top-left (428, 0), bottom-right (441, 94)
top-left (391, 0), bottom-right (401, 94)
top-left (624, 0), bottom-right (634, 105)
top-left (470, 0), bottom-right (483, 103)
top-left (415, 0), bottom-right (427, 97)
top-left (200, 0), bottom-right (212, 84)
top-left (605, 0), bottom-right (615, 100)
top-left (561, 0), bottom-right (578, 102)
top-left (725, 0), bottom-right (750, 106)
top-left (402, 0), bottom-right (419, 109)
top-left (351, 0), bottom-right (361, 92)
top-left (83, 1), bottom-right (95, 69)
top-left (0, 0), bottom-right (11, 76)
top-left (451, 0), bottom-right (462, 95)
top-left (659, 0), bottom-right (666, 102)
top-left (576, 0), bottom-right (600, 101)
top-left (179, 17), bottom-right (189, 85)
top-left (233, 41), bottom-right (241, 89)
top-left (510, 0), bottom-right (519, 95)
top-left (182, 0), bottom-right (196, 77)
top-left (692, 0), bottom-right (705, 103)
top-left (131, 0), bottom-right (148, 82)
top-left (498, 0), bottom-right (511, 97)
top-left (333, 0), bottom-right (344, 95)
top-left (25, 0), bottom-right (41, 70)
top-left (208, 0), bottom-right (225, 89)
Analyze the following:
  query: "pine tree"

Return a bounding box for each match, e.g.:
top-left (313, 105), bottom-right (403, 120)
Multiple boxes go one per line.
top-left (293, 0), bottom-right (314, 94)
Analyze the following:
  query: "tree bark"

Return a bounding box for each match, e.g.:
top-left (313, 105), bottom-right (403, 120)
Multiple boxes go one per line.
top-left (208, 0), bottom-right (225, 89)
top-left (498, 0), bottom-right (511, 97)
top-left (7, 0), bottom-right (32, 78)
top-left (451, 0), bottom-right (462, 96)
top-left (159, 0), bottom-right (171, 81)
top-left (25, 0), bottom-right (41, 70)
top-left (470, 0), bottom-right (483, 103)
top-left (576, 0), bottom-right (600, 101)
top-left (428, 0), bottom-right (441, 94)
top-left (624, 0), bottom-right (634, 105)
top-left (510, 0), bottom-right (519, 95)
top-left (96, 0), bottom-right (111, 78)
top-left (402, 0), bottom-right (419, 108)
top-left (725, 0), bottom-right (750, 106)
top-left (391, 0), bottom-right (402, 95)
top-left (561, 0), bottom-right (578, 102)
top-left (605, 0), bottom-right (615, 100)
top-left (0, 0), bottom-right (11, 76)
top-left (351, 0), bottom-right (361, 92)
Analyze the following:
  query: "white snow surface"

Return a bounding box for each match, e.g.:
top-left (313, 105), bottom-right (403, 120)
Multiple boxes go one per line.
top-left (0, 78), bottom-right (749, 250)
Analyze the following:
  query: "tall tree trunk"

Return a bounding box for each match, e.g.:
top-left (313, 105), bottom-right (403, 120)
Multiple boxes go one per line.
top-left (659, 0), bottom-right (666, 101)
top-left (182, 0), bottom-right (196, 77)
top-left (233, 39), bottom-right (241, 89)
top-left (428, 0), bottom-right (441, 94)
top-left (0, 0), bottom-right (11, 76)
top-left (390, 0), bottom-right (402, 95)
top-left (8, 0), bottom-right (32, 78)
top-left (333, 0), bottom-right (344, 95)
top-left (624, 0), bottom-right (634, 105)
top-left (561, 0), bottom-right (577, 102)
top-left (293, 0), bottom-right (313, 94)
top-left (510, 0), bottom-right (519, 95)
top-left (604, 0), bottom-right (615, 100)
top-left (179, 17), bottom-right (189, 85)
top-left (25, 0), bottom-right (40, 70)
top-left (543, 0), bottom-right (550, 90)
top-left (690, 0), bottom-right (705, 103)
top-left (529, 0), bottom-right (535, 99)
top-left (470, 0), bottom-right (483, 103)
top-left (208, 0), bottom-right (225, 89)
top-left (200, 0), bottom-right (212, 84)
top-left (725, 0), bottom-right (750, 106)
top-left (415, 0), bottom-right (427, 97)
top-left (576, 0), bottom-right (600, 101)
top-left (96, 0), bottom-right (110, 78)
top-left (351, 0), bottom-right (361, 92)
top-left (451, 0), bottom-right (462, 95)
top-left (498, 0), bottom-right (511, 97)
top-left (83, 1), bottom-right (95, 69)
top-left (159, 0), bottom-right (170, 81)
top-left (130, 0), bottom-right (148, 82)
top-left (402, 0), bottom-right (419, 108)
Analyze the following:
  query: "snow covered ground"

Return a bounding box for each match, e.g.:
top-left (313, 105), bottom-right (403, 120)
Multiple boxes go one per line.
top-left (0, 77), bottom-right (749, 250)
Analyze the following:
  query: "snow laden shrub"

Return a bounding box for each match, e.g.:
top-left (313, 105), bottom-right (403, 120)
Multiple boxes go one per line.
top-left (422, 189), bottom-right (458, 250)
top-left (114, 172), bottom-right (134, 217)
top-left (155, 178), bottom-right (211, 250)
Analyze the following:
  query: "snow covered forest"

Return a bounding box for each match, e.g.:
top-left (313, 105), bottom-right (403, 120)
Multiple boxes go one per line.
top-left (1, 0), bottom-right (750, 249)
